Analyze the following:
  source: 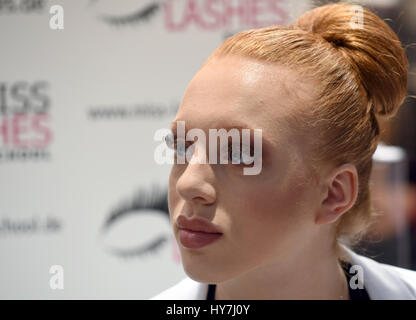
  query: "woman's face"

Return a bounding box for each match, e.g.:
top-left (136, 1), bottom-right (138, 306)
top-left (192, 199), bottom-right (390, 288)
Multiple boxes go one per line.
top-left (168, 55), bottom-right (323, 283)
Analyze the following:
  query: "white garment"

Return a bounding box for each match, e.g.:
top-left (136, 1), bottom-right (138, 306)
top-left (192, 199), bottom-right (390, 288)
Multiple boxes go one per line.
top-left (150, 245), bottom-right (416, 300)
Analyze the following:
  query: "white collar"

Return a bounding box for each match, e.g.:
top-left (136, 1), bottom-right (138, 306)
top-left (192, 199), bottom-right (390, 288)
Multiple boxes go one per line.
top-left (151, 244), bottom-right (416, 300)
top-left (339, 244), bottom-right (416, 299)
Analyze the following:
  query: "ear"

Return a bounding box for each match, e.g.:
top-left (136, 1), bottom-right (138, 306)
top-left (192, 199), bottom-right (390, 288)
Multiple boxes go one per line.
top-left (315, 163), bottom-right (359, 225)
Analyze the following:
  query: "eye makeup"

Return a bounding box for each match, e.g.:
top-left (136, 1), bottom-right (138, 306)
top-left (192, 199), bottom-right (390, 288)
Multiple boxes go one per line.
top-left (165, 128), bottom-right (265, 167)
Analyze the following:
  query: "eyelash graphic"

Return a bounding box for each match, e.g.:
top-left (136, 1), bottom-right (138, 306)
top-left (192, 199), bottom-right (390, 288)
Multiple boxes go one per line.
top-left (100, 184), bottom-right (170, 259)
top-left (98, 2), bottom-right (162, 26)
top-left (164, 133), bottom-right (254, 166)
top-left (106, 235), bottom-right (168, 259)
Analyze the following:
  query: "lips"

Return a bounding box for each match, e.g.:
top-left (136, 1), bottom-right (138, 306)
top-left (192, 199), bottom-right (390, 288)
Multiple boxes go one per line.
top-left (176, 215), bottom-right (222, 233)
top-left (176, 215), bottom-right (223, 249)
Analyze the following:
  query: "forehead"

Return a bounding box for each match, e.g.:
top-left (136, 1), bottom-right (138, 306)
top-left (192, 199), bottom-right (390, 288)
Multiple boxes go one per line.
top-left (177, 56), bottom-right (315, 142)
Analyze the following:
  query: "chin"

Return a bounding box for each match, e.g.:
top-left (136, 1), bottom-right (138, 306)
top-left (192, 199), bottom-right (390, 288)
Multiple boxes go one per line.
top-left (181, 258), bottom-right (238, 284)
top-left (184, 269), bottom-right (224, 284)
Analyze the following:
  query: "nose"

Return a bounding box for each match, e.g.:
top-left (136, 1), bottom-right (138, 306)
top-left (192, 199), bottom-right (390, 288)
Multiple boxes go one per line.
top-left (175, 144), bottom-right (216, 206)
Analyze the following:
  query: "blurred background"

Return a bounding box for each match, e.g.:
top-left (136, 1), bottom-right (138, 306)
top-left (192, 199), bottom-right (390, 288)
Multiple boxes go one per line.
top-left (0, 0), bottom-right (414, 299)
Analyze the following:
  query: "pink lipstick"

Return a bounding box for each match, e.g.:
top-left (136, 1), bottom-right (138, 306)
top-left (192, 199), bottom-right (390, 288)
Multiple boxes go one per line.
top-left (176, 215), bottom-right (223, 249)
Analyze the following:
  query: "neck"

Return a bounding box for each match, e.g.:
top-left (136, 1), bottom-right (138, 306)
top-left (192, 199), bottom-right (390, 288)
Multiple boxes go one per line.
top-left (215, 234), bottom-right (350, 300)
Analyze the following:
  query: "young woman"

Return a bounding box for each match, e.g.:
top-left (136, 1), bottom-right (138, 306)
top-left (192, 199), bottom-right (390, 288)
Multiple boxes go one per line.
top-left (151, 2), bottom-right (416, 299)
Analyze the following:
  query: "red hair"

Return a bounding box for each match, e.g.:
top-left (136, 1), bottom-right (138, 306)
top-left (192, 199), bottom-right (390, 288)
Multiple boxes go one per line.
top-left (204, 2), bottom-right (409, 252)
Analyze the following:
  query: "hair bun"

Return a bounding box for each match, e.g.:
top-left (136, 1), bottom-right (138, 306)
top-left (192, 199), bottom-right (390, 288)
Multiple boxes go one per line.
top-left (292, 2), bottom-right (408, 118)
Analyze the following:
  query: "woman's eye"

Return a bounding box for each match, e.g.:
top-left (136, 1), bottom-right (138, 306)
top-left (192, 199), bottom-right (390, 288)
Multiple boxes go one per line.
top-left (164, 133), bottom-right (175, 149)
top-left (164, 134), bottom-right (254, 166)
top-left (164, 133), bottom-right (190, 158)
top-left (228, 144), bottom-right (253, 166)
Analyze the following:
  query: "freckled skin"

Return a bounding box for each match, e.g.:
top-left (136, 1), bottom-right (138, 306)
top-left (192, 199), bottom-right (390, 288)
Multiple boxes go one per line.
top-left (168, 56), bottom-right (349, 299)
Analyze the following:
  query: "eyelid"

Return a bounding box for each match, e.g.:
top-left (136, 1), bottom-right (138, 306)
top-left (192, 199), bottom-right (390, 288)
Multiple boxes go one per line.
top-left (166, 135), bottom-right (258, 166)
top-left (228, 143), bottom-right (255, 166)
top-left (168, 134), bottom-right (194, 149)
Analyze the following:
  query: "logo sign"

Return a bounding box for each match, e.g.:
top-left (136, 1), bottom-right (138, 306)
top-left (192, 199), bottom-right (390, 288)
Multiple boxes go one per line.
top-left (90, 0), bottom-right (290, 35)
top-left (0, 81), bottom-right (53, 162)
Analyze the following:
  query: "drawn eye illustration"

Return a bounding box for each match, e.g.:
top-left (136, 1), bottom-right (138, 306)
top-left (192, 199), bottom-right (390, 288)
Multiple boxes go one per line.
top-left (89, 0), bottom-right (164, 26)
top-left (99, 184), bottom-right (171, 259)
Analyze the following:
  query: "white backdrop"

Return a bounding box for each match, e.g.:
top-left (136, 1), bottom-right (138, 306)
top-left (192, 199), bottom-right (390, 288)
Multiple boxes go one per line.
top-left (0, 0), bottom-right (311, 299)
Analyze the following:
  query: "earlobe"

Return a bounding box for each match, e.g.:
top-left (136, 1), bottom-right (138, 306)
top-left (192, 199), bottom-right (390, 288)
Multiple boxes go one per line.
top-left (315, 164), bottom-right (359, 225)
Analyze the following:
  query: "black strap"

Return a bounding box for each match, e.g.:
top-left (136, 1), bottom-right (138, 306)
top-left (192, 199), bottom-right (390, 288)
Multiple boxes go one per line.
top-left (340, 259), bottom-right (371, 300)
top-left (206, 283), bottom-right (216, 300)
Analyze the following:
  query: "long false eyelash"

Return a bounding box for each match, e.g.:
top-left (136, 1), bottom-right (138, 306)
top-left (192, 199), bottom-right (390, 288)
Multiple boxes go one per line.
top-left (165, 133), bottom-right (193, 152)
top-left (166, 134), bottom-right (255, 166)
top-left (99, 3), bottom-right (162, 26)
top-left (105, 235), bottom-right (168, 259)
top-left (101, 184), bottom-right (169, 233)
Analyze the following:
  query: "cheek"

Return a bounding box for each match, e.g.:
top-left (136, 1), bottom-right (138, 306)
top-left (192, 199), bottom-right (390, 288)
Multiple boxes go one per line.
top-left (168, 167), bottom-right (181, 220)
top-left (230, 177), bottom-right (314, 245)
